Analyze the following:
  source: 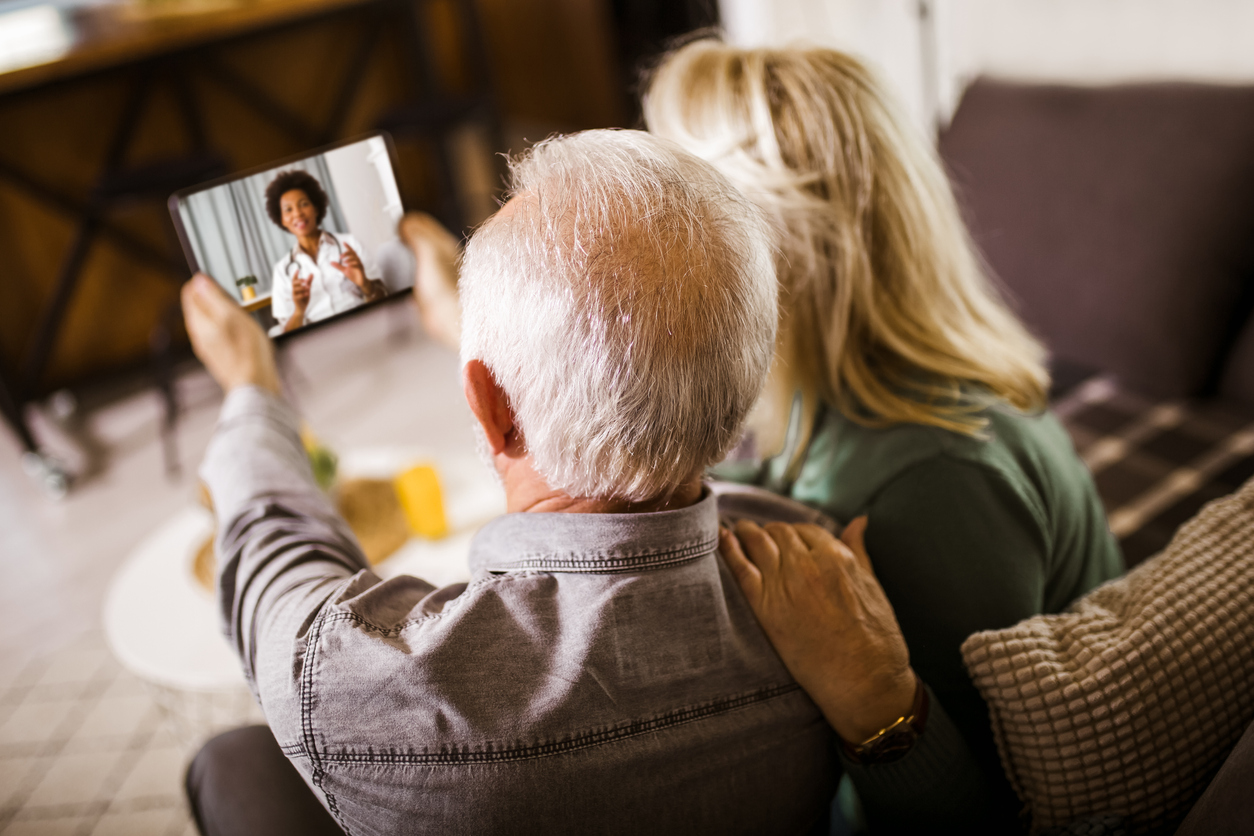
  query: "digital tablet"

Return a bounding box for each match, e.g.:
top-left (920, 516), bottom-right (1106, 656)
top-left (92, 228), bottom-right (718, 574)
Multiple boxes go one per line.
top-left (169, 133), bottom-right (413, 338)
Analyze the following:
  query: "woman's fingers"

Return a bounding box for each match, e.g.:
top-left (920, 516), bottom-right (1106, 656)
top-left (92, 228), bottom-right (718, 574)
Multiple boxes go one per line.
top-left (793, 522), bottom-right (845, 555)
top-left (718, 527), bottom-right (762, 604)
top-left (789, 520), bottom-right (865, 571)
top-left (762, 522), bottom-right (810, 567)
top-left (840, 516), bottom-right (874, 575)
top-left (713, 517), bottom-right (915, 745)
top-left (332, 257), bottom-right (363, 285)
top-left (334, 245), bottom-right (362, 273)
top-left (292, 275), bottom-right (311, 310)
top-left (732, 520), bottom-right (781, 576)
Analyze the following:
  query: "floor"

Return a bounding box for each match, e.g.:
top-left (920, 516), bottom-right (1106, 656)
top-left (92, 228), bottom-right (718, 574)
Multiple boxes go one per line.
top-left (0, 633), bottom-right (194, 835)
top-left (0, 299), bottom-right (473, 834)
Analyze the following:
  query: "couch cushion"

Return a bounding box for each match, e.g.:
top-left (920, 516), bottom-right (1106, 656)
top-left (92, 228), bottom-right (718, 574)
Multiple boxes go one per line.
top-left (961, 475), bottom-right (1254, 832)
top-left (940, 80), bottom-right (1254, 399)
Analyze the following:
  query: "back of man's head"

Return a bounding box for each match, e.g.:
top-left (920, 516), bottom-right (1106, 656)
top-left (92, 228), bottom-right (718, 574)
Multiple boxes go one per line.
top-left (460, 129), bottom-right (776, 502)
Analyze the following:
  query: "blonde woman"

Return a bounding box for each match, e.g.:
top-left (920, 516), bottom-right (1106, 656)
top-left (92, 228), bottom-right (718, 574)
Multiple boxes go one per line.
top-left (644, 40), bottom-right (1122, 830)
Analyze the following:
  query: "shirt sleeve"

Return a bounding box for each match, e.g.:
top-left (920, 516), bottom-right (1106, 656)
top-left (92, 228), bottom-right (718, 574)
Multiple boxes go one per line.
top-left (270, 259), bottom-right (294, 325)
top-left (200, 387), bottom-right (371, 724)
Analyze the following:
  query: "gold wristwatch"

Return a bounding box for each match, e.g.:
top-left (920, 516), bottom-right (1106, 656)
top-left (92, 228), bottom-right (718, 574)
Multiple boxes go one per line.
top-left (841, 673), bottom-right (929, 765)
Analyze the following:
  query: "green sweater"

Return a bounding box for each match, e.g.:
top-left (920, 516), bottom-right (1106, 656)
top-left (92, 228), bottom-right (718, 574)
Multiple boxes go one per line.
top-left (722, 402), bottom-right (1123, 831)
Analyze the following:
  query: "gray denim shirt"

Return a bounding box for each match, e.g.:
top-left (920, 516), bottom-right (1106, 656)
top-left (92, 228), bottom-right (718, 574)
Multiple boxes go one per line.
top-left (202, 387), bottom-right (839, 835)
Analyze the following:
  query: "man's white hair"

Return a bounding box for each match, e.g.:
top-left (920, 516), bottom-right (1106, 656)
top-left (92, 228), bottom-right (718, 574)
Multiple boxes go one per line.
top-left (459, 129), bottom-right (776, 502)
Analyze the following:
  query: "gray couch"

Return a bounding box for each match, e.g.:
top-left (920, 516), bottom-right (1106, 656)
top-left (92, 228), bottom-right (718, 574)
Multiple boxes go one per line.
top-left (941, 78), bottom-right (1254, 405)
top-left (941, 78), bottom-right (1254, 836)
top-left (941, 79), bottom-right (1254, 568)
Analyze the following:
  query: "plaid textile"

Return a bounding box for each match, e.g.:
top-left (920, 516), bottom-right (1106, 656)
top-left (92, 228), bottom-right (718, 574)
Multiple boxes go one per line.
top-left (1055, 376), bottom-right (1254, 568)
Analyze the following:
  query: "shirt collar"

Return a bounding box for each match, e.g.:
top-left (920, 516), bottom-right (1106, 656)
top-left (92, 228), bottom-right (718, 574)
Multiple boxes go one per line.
top-left (468, 487), bottom-right (719, 575)
top-left (288, 230), bottom-right (336, 263)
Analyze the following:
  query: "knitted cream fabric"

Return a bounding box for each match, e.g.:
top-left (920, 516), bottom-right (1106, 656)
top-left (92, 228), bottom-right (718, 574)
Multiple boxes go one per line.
top-left (962, 476), bottom-right (1254, 833)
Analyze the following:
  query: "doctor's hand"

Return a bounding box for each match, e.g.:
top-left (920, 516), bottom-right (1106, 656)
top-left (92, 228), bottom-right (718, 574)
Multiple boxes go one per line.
top-left (399, 211), bottom-right (462, 350)
top-left (182, 274), bottom-right (281, 396)
top-left (332, 243), bottom-right (385, 301)
top-left (331, 243), bottom-right (365, 287)
top-left (719, 518), bottom-right (917, 745)
top-left (291, 272), bottom-right (312, 314)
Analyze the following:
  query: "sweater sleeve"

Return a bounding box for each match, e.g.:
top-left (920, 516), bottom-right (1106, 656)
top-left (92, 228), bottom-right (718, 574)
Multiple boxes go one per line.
top-left (841, 684), bottom-right (1009, 834)
top-left (852, 455), bottom-right (1048, 831)
top-left (865, 456), bottom-right (1048, 698)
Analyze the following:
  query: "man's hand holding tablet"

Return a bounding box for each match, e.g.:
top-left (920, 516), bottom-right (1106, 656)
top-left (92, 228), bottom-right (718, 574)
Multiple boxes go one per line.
top-left (182, 273), bottom-right (281, 396)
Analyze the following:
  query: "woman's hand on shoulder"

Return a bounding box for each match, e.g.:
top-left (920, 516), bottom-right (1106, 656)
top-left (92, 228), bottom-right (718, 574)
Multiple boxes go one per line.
top-left (719, 517), bottom-right (917, 744)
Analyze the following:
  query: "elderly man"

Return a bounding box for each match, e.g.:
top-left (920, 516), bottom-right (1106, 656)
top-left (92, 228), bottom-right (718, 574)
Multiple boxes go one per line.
top-left (182, 130), bottom-right (839, 835)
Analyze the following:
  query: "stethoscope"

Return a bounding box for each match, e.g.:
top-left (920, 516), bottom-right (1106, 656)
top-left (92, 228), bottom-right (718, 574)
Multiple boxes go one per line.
top-left (282, 230), bottom-right (344, 280)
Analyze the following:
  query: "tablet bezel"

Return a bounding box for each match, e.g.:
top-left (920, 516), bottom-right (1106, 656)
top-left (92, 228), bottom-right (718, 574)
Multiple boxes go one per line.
top-left (167, 131), bottom-right (410, 342)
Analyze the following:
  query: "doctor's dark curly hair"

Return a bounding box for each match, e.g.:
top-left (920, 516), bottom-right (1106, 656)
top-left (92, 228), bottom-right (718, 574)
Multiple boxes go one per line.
top-left (264, 170), bottom-right (329, 231)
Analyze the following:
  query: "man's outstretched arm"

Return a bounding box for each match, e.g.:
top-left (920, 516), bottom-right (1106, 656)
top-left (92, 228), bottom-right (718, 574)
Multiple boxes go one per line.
top-left (183, 275), bottom-right (371, 711)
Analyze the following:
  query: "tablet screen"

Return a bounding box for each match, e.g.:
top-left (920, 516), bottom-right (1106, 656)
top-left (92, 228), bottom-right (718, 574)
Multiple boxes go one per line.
top-left (170, 133), bottom-right (412, 337)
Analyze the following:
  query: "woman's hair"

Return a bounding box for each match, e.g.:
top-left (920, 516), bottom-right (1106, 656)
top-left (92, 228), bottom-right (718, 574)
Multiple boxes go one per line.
top-left (459, 129), bottom-right (776, 502)
top-left (264, 169), bottom-right (329, 231)
top-left (644, 39), bottom-right (1049, 452)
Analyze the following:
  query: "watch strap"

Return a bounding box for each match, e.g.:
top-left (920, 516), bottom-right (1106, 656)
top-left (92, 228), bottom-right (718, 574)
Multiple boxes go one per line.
top-left (841, 672), bottom-right (929, 765)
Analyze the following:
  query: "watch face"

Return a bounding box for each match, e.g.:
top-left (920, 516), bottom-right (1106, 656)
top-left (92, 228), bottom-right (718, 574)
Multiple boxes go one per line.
top-left (854, 725), bottom-right (919, 765)
top-left (846, 676), bottom-right (928, 765)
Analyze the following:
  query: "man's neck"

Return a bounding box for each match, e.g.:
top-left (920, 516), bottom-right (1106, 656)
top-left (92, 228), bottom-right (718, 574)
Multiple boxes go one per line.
top-left (499, 456), bottom-right (704, 515)
top-left (510, 479), bottom-right (704, 515)
top-left (482, 414), bottom-right (704, 515)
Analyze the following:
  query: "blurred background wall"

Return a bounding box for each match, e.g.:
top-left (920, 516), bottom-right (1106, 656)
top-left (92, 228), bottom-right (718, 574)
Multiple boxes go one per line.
top-left (720, 0), bottom-right (1254, 128)
top-left (2, 0), bottom-right (1249, 425)
top-left (323, 136), bottom-right (404, 265)
top-left (715, 0), bottom-right (1254, 407)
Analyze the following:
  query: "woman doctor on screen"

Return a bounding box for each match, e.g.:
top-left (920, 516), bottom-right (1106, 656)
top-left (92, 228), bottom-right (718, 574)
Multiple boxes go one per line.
top-left (265, 169), bottom-right (386, 334)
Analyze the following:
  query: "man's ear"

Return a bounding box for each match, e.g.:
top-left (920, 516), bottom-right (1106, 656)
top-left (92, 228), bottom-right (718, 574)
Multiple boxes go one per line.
top-left (462, 359), bottom-right (520, 456)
